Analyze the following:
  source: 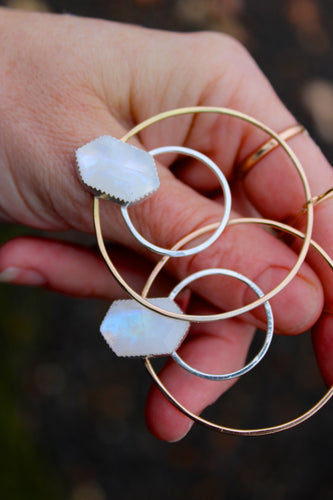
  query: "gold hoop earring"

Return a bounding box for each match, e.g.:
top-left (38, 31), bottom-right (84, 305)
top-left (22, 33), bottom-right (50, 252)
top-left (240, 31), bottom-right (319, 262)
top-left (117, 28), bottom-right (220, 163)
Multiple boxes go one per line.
top-left (142, 218), bottom-right (333, 436)
top-left (92, 107), bottom-right (314, 322)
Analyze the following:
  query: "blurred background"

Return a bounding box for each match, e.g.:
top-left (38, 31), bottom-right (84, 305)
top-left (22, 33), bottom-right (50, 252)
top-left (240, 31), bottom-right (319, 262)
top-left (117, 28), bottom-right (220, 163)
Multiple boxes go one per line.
top-left (0, 1), bottom-right (332, 499)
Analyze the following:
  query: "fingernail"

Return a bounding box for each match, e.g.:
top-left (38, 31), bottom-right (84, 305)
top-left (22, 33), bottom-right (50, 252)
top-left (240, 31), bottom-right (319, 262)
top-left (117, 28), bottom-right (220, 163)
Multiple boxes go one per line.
top-left (167, 422), bottom-right (193, 443)
top-left (0, 267), bottom-right (47, 286)
top-left (244, 266), bottom-right (322, 334)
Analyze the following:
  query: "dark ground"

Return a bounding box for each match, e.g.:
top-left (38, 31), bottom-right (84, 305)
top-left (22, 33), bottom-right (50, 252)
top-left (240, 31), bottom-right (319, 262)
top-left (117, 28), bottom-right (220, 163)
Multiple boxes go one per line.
top-left (0, 1), bottom-right (332, 499)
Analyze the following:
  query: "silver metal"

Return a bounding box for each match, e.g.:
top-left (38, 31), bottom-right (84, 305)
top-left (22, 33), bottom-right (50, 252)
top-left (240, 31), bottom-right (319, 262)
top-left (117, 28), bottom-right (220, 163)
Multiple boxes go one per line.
top-left (120, 146), bottom-right (232, 257)
top-left (168, 268), bottom-right (274, 380)
top-left (95, 107), bottom-right (314, 320)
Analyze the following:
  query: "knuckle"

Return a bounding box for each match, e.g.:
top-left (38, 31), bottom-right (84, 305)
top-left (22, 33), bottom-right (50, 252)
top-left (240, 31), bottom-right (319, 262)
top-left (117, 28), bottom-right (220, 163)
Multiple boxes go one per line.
top-left (183, 31), bottom-right (259, 109)
top-left (189, 30), bottom-right (251, 65)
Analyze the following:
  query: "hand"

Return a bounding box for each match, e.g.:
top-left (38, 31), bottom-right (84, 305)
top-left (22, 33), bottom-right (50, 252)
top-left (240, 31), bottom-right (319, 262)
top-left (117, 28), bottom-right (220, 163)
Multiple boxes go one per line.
top-left (0, 8), bottom-right (332, 441)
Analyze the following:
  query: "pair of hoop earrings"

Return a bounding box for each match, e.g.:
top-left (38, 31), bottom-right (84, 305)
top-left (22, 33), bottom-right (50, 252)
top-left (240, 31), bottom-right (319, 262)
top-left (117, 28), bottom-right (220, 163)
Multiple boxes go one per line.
top-left (76, 106), bottom-right (333, 436)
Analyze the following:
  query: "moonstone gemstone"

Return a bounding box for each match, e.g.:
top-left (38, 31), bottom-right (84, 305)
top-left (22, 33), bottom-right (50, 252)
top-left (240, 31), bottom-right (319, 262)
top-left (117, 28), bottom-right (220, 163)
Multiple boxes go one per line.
top-left (76, 136), bottom-right (160, 204)
top-left (100, 298), bottom-right (190, 357)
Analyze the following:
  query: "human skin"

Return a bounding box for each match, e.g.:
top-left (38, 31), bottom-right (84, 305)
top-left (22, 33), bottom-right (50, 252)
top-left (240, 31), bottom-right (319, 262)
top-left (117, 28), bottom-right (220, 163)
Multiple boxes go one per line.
top-left (0, 8), bottom-right (332, 441)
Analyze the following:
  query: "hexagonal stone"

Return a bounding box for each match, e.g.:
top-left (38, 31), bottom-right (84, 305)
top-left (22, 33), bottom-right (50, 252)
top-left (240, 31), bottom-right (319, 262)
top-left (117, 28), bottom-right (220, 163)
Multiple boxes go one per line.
top-left (76, 136), bottom-right (160, 205)
top-left (100, 298), bottom-right (190, 357)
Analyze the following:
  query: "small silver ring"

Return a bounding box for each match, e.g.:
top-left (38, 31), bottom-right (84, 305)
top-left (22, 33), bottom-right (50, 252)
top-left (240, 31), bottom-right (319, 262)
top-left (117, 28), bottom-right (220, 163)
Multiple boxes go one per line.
top-left (168, 268), bottom-right (274, 381)
top-left (121, 146), bottom-right (232, 257)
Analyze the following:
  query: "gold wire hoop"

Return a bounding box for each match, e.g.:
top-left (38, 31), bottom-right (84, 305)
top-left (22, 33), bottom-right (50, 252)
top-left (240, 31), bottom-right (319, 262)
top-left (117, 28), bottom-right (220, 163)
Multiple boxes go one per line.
top-left (239, 124), bottom-right (307, 175)
top-left (93, 106), bottom-right (314, 322)
top-left (142, 218), bottom-right (333, 436)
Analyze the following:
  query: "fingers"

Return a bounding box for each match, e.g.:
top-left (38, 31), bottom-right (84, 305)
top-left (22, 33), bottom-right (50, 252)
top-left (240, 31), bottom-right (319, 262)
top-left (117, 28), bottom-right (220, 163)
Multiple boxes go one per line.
top-left (116, 170), bottom-right (323, 334)
top-left (241, 135), bottom-right (333, 221)
top-left (0, 237), bottom-right (159, 299)
top-left (145, 304), bottom-right (255, 441)
top-left (306, 202), bottom-right (333, 385)
top-left (124, 29), bottom-right (333, 233)
top-left (312, 313), bottom-right (333, 387)
top-left (0, 12), bottom-right (330, 444)
top-left (0, 15), bottom-right (326, 339)
top-left (126, 32), bottom-right (332, 338)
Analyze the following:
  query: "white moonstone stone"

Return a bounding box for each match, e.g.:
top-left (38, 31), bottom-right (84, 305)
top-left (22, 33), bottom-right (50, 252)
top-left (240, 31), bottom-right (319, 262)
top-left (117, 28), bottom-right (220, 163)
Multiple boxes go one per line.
top-left (76, 136), bottom-right (160, 204)
top-left (100, 298), bottom-right (190, 357)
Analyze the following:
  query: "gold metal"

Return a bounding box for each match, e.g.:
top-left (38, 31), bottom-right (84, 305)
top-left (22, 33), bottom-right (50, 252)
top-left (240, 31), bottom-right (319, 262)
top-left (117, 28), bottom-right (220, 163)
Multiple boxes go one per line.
top-left (93, 107), bottom-right (314, 322)
top-left (308, 187), bottom-right (333, 207)
top-left (288, 187), bottom-right (333, 227)
top-left (142, 219), bottom-right (333, 295)
top-left (142, 219), bottom-right (333, 436)
top-left (89, 106), bottom-right (332, 435)
top-left (239, 124), bottom-right (307, 175)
